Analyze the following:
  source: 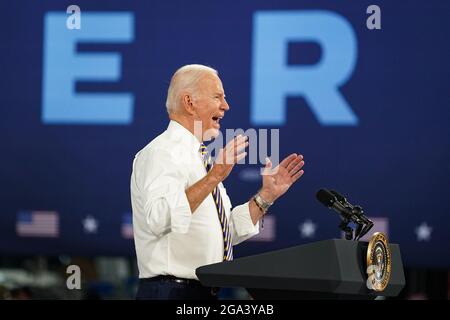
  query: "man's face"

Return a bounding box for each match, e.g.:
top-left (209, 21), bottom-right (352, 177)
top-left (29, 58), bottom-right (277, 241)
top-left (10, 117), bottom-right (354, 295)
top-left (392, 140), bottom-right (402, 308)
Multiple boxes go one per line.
top-left (192, 74), bottom-right (229, 141)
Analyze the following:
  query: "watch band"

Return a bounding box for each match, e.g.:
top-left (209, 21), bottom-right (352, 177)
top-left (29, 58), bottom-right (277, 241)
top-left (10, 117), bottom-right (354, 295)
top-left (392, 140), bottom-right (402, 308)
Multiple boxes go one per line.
top-left (254, 192), bottom-right (273, 213)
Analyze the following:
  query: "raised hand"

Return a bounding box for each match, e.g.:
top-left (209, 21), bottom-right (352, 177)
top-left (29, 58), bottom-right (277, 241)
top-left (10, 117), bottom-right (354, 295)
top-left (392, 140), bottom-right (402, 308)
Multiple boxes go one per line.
top-left (210, 135), bottom-right (248, 182)
top-left (260, 153), bottom-right (305, 203)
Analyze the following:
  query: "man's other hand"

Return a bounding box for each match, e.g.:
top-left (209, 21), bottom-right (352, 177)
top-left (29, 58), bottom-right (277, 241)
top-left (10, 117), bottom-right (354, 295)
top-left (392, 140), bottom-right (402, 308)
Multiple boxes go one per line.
top-left (260, 154), bottom-right (305, 203)
top-left (209, 135), bottom-right (248, 182)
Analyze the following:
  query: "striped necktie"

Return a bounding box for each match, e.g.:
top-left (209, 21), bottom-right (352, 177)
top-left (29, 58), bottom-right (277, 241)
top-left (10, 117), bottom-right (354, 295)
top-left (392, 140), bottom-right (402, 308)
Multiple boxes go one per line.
top-left (199, 143), bottom-right (233, 261)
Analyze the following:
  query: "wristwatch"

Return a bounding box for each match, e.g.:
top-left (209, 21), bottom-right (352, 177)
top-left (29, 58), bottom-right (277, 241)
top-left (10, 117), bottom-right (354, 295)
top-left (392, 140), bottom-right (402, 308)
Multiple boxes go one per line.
top-left (253, 192), bottom-right (273, 213)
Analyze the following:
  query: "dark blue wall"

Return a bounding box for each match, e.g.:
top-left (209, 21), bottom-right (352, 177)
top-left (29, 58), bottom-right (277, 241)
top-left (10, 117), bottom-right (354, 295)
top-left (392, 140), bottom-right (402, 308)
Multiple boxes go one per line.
top-left (0, 0), bottom-right (449, 267)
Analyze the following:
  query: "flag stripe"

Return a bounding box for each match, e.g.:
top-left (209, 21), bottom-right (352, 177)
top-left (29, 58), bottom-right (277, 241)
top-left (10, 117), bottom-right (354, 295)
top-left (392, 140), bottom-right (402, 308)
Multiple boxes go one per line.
top-left (121, 213), bottom-right (134, 239)
top-left (16, 211), bottom-right (59, 237)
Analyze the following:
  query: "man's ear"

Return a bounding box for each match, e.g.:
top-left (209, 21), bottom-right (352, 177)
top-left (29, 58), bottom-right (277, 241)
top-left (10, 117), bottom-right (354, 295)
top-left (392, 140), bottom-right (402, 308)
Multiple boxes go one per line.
top-left (182, 94), bottom-right (196, 115)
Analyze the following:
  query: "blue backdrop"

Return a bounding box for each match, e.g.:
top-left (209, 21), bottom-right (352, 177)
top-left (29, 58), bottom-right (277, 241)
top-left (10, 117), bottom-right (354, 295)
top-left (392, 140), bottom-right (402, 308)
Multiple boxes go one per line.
top-left (1, 0), bottom-right (449, 268)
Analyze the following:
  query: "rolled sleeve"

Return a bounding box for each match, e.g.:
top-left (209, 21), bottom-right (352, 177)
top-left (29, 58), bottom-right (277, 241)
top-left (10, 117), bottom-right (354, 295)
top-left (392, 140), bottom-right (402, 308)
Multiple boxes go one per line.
top-left (230, 202), bottom-right (260, 245)
top-left (136, 148), bottom-right (193, 236)
top-left (145, 183), bottom-right (192, 235)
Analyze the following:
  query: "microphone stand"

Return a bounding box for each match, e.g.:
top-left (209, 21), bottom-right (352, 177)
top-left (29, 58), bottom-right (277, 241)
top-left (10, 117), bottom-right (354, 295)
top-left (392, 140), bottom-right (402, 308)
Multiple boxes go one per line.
top-left (339, 218), bottom-right (354, 240)
top-left (334, 198), bottom-right (374, 241)
top-left (351, 205), bottom-right (374, 241)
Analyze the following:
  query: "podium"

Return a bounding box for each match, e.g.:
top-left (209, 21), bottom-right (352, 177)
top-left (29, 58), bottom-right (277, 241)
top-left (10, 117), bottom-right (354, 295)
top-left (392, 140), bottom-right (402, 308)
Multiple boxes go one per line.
top-left (196, 239), bottom-right (405, 299)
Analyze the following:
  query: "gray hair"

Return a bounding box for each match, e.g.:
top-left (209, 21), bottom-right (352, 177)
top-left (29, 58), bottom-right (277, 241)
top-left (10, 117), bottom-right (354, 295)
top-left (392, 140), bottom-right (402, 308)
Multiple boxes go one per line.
top-left (165, 64), bottom-right (218, 114)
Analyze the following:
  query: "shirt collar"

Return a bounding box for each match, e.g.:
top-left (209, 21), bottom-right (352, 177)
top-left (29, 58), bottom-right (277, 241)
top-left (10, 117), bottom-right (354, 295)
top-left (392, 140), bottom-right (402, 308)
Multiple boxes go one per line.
top-left (167, 120), bottom-right (202, 153)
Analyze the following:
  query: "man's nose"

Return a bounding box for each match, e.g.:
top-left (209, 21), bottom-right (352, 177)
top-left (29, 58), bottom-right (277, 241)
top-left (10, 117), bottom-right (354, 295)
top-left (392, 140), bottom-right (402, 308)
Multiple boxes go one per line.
top-left (221, 99), bottom-right (230, 111)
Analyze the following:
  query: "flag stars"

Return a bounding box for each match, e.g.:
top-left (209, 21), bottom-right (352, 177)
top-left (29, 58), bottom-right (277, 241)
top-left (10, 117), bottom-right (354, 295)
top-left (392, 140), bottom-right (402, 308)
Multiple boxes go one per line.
top-left (299, 219), bottom-right (317, 238)
top-left (82, 215), bottom-right (98, 234)
top-left (415, 222), bottom-right (432, 242)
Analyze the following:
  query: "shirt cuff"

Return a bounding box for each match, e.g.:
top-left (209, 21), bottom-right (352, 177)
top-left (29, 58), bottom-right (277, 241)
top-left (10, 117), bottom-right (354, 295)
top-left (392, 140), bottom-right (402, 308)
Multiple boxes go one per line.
top-left (231, 201), bottom-right (259, 238)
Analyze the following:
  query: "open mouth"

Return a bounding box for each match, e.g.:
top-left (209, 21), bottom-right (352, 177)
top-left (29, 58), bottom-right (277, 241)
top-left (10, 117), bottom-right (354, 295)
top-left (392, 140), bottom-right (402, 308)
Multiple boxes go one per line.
top-left (212, 116), bottom-right (223, 124)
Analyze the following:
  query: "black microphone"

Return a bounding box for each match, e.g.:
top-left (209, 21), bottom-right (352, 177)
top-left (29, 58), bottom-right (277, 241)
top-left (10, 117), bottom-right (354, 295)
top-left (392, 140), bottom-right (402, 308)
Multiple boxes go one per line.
top-left (316, 189), bottom-right (354, 220)
top-left (329, 189), bottom-right (348, 204)
top-left (325, 189), bottom-right (374, 240)
top-left (329, 189), bottom-right (371, 224)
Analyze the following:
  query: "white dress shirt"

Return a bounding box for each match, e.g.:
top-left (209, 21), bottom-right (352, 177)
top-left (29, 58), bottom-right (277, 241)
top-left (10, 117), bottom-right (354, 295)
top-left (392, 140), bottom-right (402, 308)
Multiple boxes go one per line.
top-left (130, 120), bottom-right (259, 280)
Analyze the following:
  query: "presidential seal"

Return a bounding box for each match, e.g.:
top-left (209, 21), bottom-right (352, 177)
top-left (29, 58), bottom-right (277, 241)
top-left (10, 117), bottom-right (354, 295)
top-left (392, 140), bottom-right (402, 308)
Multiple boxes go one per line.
top-left (366, 232), bottom-right (391, 291)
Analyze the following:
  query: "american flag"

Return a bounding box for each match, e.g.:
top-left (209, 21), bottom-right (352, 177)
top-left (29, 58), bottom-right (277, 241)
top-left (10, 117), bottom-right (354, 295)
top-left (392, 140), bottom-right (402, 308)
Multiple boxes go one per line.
top-left (249, 215), bottom-right (276, 242)
top-left (16, 211), bottom-right (59, 237)
top-left (121, 213), bottom-right (133, 239)
top-left (358, 217), bottom-right (389, 242)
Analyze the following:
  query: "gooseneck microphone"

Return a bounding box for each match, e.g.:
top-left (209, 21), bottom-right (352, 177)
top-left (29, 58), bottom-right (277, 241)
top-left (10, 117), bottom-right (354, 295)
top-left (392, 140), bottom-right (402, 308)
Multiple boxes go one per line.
top-left (316, 188), bottom-right (374, 240)
top-left (329, 190), bottom-right (371, 224)
top-left (316, 189), bottom-right (353, 219)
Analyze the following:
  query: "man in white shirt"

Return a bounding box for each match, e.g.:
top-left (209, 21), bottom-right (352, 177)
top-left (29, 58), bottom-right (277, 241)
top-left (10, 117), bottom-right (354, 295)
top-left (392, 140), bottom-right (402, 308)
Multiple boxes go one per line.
top-left (131, 64), bottom-right (305, 300)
